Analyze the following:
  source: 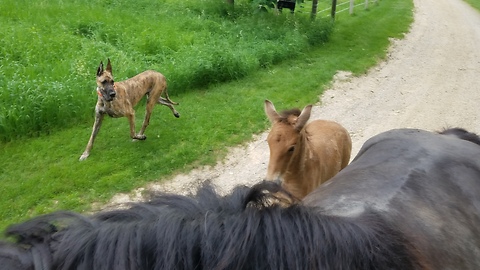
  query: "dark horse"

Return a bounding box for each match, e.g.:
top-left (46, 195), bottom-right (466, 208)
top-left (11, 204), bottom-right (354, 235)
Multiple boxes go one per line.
top-left (2, 128), bottom-right (480, 269)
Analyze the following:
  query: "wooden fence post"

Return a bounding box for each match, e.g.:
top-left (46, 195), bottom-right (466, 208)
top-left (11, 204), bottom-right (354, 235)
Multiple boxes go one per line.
top-left (365, 0), bottom-right (369, 9)
top-left (350, 0), bottom-right (354, 14)
top-left (311, 0), bottom-right (318, 20)
top-left (331, 0), bottom-right (337, 20)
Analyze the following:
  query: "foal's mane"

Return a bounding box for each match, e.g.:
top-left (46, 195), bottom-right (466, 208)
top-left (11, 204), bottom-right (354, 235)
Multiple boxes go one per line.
top-left (2, 181), bottom-right (420, 270)
top-left (278, 108), bottom-right (301, 123)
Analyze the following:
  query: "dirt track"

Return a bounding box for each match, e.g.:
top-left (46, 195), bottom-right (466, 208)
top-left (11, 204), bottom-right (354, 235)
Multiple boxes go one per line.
top-left (109, 0), bottom-right (480, 205)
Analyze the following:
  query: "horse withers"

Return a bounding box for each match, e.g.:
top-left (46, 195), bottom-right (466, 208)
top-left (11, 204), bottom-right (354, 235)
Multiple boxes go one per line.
top-left (264, 99), bottom-right (352, 199)
top-left (2, 128), bottom-right (480, 269)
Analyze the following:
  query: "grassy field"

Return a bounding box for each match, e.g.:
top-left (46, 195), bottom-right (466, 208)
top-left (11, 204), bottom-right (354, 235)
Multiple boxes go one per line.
top-left (0, 0), bottom-right (413, 232)
top-left (0, 0), bottom-right (334, 141)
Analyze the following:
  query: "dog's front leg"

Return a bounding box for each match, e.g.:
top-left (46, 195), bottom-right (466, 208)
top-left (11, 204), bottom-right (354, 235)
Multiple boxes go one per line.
top-left (79, 112), bottom-right (105, 161)
top-left (127, 113), bottom-right (146, 140)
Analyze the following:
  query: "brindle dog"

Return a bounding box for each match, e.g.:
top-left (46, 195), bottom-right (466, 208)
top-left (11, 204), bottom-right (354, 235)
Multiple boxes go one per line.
top-left (79, 59), bottom-right (180, 161)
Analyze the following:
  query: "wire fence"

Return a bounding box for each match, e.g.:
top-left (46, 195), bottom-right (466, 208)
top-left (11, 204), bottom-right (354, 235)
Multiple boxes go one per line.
top-left (302, 0), bottom-right (380, 18)
top-left (332, 0), bottom-right (379, 17)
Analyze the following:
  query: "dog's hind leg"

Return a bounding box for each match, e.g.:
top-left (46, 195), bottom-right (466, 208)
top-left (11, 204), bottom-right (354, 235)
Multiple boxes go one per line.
top-left (136, 94), bottom-right (158, 140)
top-left (158, 97), bottom-right (180, 118)
top-left (158, 87), bottom-right (180, 118)
top-left (80, 113), bottom-right (105, 161)
top-left (127, 112), bottom-right (146, 141)
top-left (162, 87), bottom-right (179, 105)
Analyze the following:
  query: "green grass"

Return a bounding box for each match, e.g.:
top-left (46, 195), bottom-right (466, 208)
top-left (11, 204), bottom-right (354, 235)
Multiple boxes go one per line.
top-left (0, 0), bottom-right (413, 232)
top-left (464, 0), bottom-right (480, 10)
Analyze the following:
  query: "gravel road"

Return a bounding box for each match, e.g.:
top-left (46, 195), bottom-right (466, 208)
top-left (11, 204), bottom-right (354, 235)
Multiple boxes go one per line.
top-left (108, 0), bottom-right (480, 206)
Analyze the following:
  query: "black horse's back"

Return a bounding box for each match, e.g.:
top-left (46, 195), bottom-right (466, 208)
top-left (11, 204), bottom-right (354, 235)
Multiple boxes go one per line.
top-left (305, 128), bottom-right (480, 269)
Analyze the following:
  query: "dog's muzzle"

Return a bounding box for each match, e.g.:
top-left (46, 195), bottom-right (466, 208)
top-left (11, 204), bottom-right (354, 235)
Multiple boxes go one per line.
top-left (97, 86), bottom-right (116, 102)
top-left (107, 90), bottom-right (116, 99)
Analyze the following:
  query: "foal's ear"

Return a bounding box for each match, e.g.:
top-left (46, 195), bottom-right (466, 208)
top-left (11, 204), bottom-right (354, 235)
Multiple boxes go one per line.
top-left (264, 100), bottom-right (280, 123)
top-left (97, 61), bottom-right (104, 77)
top-left (294, 104), bottom-right (312, 131)
top-left (106, 58), bottom-right (112, 74)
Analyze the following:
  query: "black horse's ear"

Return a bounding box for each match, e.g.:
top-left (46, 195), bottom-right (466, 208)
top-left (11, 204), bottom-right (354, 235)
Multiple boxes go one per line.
top-left (106, 58), bottom-right (112, 74)
top-left (0, 243), bottom-right (34, 270)
top-left (97, 61), bottom-right (104, 77)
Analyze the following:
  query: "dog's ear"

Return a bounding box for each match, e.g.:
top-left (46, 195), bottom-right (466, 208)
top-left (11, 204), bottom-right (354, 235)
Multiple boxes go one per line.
top-left (106, 58), bottom-right (112, 74)
top-left (97, 61), bottom-right (104, 77)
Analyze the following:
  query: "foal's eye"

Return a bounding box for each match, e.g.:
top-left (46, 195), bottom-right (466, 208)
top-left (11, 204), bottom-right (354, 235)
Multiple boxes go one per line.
top-left (288, 146), bottom-right (295, 153)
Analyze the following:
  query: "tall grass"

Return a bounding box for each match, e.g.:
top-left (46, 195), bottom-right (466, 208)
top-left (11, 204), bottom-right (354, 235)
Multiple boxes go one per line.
top-left (0, 0), bottom-right (333, 142)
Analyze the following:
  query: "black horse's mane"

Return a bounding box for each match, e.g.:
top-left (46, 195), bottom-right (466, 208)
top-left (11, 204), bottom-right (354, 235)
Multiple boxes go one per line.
top-left (439, 127), bottom-right (480, 146)
top-left (1, 181), bottom-right (420, 270)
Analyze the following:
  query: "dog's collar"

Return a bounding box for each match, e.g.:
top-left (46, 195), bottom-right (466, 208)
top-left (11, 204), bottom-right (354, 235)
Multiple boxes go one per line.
top-left (96, 87), bottom-right (103, 97)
